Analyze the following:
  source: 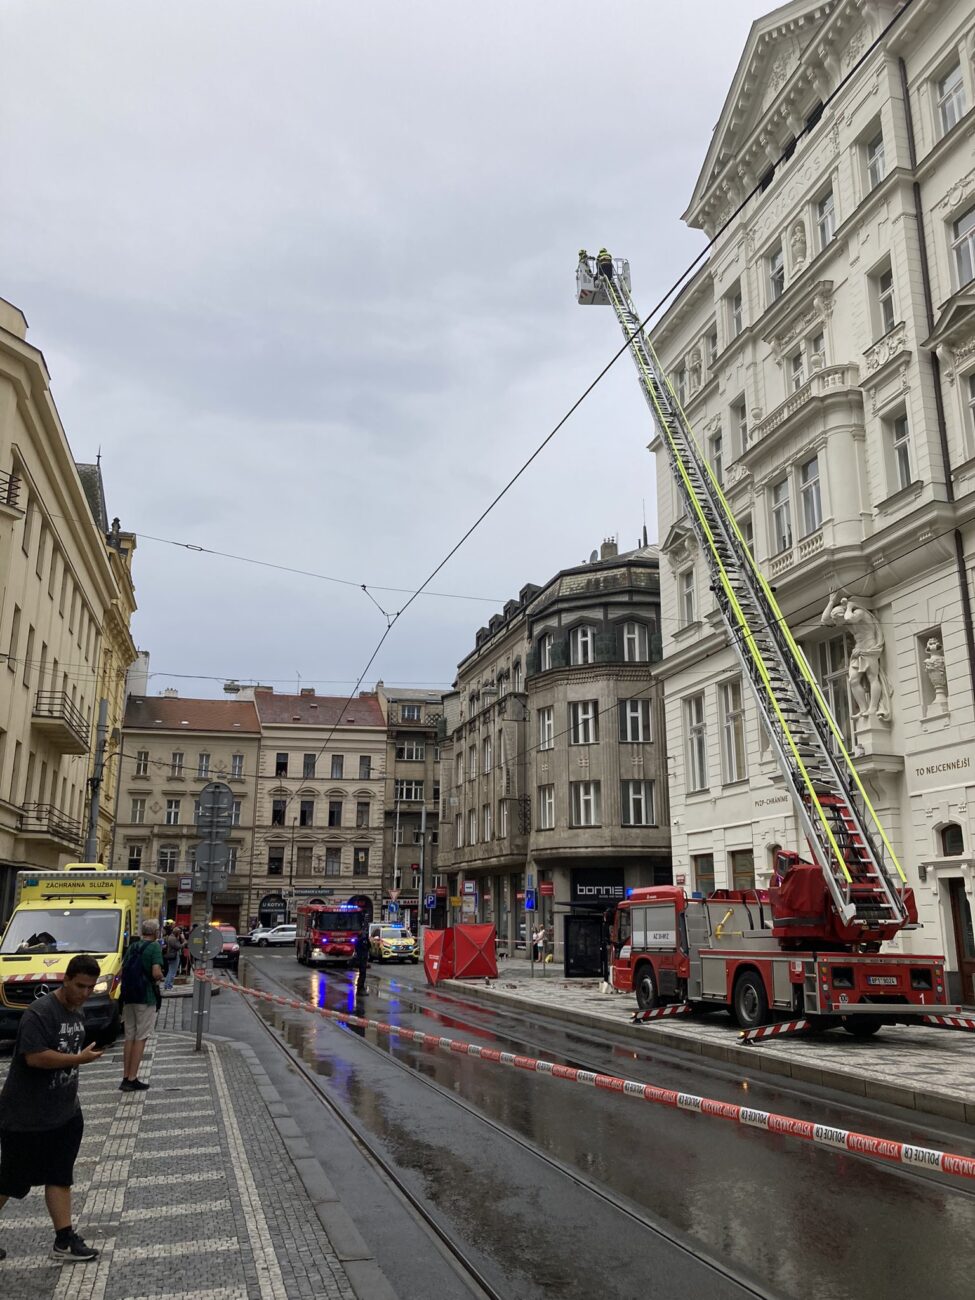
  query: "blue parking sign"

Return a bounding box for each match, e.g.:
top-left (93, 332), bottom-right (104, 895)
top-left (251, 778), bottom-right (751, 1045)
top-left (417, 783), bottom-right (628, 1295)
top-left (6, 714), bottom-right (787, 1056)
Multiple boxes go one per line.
top-left (525, 889), bottom-right (536, 911)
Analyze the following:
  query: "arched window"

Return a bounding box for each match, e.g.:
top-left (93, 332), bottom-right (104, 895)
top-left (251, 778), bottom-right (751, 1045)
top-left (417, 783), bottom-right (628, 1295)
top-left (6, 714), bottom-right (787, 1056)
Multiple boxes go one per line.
top-left (940, 823), bottom-right (964, 855)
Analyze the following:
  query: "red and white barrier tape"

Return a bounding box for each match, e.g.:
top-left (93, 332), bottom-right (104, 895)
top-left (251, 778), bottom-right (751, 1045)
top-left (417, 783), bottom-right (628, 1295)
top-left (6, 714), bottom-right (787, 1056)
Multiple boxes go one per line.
top-left (199, 971), bottom-right (975, 1184)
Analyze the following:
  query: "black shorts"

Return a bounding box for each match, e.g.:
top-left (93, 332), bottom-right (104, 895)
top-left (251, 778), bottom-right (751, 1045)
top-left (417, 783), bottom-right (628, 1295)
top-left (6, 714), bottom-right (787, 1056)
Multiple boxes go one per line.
top-left (0, 1112), bottom-right (84, 1198)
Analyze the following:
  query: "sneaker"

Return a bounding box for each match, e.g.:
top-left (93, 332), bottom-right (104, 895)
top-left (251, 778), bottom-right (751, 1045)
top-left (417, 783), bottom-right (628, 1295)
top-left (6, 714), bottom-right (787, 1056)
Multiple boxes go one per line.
top-left (128, 1078), bottom-right (150, 1091)
top-left (51, 1233), bottom-right (98, 1263)
top-left (119, 1079), bottom-right (135, 1091)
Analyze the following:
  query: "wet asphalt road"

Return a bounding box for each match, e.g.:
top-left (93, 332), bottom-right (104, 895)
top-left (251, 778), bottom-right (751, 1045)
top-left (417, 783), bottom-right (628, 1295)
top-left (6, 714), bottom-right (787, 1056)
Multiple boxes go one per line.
top-left (237, 951), bottom-right (975, 1300)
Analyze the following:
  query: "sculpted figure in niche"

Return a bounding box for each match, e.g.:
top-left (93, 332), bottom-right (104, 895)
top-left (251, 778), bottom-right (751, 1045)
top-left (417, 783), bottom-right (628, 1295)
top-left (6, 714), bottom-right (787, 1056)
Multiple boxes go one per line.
top-left (923, 636), bottom-right (948, 702)
top-left (688, 347), bottom-right (702, 390)
top-left (790, 219), bottom-right (807, 272)
top-left (821, 593), bottom-right (893, 725)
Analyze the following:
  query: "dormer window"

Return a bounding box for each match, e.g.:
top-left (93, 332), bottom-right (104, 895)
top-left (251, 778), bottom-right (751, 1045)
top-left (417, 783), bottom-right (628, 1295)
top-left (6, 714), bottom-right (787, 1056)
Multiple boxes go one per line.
top-left (623, 622), bottom-right (649, 663)
top-left (570, 626), bottom-right (595, 665)
top-left (539, 633), bottom-right (554, 672)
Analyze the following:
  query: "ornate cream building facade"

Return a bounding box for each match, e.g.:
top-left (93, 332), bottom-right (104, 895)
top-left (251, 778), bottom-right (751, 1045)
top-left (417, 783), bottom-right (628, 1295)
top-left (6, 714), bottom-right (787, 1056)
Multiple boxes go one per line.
top-left (0, 298), bottom-right (138, 919)
top-left (647, 0), bottom-right (975, 998)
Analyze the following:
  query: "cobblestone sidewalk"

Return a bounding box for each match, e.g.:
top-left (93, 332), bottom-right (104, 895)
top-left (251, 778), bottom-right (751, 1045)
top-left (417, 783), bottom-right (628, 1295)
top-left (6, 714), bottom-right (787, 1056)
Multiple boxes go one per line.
top-left (447, 965), bottom-right (975, 1121)
top-left (0, 1014), bottom-right (374, 1300)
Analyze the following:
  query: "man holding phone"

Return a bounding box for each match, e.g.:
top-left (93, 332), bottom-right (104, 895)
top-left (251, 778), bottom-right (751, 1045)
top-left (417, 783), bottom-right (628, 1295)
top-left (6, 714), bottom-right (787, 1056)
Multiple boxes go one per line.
top-left (0, 954), bottom-right (105, 1263)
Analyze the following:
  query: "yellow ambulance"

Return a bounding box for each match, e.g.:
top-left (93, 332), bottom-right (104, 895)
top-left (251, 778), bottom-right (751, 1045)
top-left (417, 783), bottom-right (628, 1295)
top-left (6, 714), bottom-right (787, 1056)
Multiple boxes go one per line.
top-left (0, 863), bottom-right (165, 1040)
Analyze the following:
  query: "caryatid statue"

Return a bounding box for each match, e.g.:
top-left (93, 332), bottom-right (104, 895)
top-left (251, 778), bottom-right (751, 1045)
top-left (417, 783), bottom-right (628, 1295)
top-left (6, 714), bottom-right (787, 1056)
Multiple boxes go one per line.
top-left (821, 593), bottom-right (893, 725)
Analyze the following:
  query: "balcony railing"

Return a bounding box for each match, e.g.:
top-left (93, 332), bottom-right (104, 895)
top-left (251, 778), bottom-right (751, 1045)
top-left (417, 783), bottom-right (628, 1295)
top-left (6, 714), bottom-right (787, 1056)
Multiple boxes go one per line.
top-left (19, 803), bottom-right (83, 849)
top-left (0, 469), bottom-right (21, 511)
top-left (31, 691), bottom-right (90, 754)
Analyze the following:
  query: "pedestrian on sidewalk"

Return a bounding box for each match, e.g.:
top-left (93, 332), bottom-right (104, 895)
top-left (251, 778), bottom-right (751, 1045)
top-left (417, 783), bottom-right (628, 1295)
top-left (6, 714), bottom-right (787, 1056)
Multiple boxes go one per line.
top-left (119, 919), bottom-right (164, 1092)
top-left (162, 924), bottom-right (182, 991)
top-left (0, 954), bottom-right (104, 1263)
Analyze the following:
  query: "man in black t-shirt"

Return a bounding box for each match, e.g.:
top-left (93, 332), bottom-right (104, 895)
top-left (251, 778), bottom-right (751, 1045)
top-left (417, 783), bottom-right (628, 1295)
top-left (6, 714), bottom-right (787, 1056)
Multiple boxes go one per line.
top-left (0, 954), bottom-right (105, 1264)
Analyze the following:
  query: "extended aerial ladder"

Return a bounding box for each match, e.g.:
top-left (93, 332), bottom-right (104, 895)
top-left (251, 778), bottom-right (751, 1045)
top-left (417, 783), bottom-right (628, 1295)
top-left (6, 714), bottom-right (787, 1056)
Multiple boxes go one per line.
top-left (577, 253), bottom-right (913, 945)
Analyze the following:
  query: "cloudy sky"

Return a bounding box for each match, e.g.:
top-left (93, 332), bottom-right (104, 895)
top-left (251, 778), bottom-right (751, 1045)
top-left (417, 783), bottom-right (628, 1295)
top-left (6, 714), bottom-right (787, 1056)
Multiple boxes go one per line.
top-left (2, 0), bottom-right (773, 699)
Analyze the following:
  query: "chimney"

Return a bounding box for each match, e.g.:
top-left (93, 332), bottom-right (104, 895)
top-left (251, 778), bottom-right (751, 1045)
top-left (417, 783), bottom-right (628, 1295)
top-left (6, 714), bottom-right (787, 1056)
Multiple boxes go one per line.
top-left (299, 687), bottom-right (315, 696)
top-left (600, 537), bottom-right (618, 560)
top-left (162, 687), bottom-right (179, 698)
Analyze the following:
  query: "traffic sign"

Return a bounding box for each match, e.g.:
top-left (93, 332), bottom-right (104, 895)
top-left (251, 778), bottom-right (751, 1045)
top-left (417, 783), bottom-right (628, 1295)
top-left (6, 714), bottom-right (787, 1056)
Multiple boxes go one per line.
top-left (197, 781), bottom-right (234, 819)
top-left (539, 881), bottom-right (555, 897)
top-left (195, 841), bottom-right (230, 871)
top-left (424, 893), bottom-right (436, 909)
top-left (193, 872), bottom-right (228, 895)
top-left (179, 876), bottom-right (193, 891)
top-left (188, 926), bottom-right (224, 960)
top-left (525, 889), bottom-right (536, 911)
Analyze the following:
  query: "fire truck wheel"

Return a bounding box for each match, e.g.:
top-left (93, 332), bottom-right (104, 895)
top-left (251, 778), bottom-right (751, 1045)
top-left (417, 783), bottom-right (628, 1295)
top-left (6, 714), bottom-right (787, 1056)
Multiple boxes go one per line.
top-left (842, 1015), bottom-right (882, 1038)
top-left (733, 971), bottom-right (770, 1029)
top-left (634, 964), bottom-right (658, 1010)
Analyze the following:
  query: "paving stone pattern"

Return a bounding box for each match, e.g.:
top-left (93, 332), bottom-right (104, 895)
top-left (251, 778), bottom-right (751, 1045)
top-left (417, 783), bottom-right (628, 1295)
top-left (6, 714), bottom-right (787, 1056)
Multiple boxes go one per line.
top-left (0, 1023), bottom-right (358, 1300)
top-left (449, 963), bottom-right (975, 1120)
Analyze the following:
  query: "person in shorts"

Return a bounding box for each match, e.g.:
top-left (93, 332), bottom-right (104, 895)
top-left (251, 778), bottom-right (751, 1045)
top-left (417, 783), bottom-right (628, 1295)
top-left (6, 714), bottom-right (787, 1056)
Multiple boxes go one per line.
top-left (0, 954), bottom-right (105, 1263)
top-left (120, 919), bottom-right (164, 1092)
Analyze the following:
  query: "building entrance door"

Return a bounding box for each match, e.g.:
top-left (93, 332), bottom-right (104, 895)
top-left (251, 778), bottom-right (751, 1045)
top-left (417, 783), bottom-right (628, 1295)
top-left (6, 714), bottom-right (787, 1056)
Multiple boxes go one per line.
top-left (948, 879), bottom-right (975, 1004)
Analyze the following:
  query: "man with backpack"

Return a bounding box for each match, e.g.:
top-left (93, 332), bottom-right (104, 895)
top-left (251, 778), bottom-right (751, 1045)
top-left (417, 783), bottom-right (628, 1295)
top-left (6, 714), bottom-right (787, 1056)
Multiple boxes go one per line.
top-left (119, 920), bottom-right (164, 1092)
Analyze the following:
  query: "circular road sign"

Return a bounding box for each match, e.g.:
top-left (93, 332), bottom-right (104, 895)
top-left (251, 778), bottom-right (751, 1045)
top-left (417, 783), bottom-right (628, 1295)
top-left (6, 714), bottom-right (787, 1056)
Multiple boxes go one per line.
top-left (188, 926), bottom-right (225, 960)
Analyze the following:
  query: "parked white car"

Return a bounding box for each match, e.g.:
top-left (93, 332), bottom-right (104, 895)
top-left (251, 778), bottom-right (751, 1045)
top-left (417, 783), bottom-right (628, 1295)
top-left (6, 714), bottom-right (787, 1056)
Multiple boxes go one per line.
top-left (251, 924), bottom-right (297, 948)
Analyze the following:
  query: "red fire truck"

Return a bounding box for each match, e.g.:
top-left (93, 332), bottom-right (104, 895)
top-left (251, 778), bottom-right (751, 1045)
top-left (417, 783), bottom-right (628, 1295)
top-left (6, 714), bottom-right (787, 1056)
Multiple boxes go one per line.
top-left (578, 253), bottom-right (973, 1040)
top-left (295, 903), bottom-right (365, 967)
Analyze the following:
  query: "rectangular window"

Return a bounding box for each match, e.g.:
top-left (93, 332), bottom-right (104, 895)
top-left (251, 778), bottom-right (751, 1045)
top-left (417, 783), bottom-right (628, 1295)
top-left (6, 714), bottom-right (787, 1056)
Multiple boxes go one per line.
top-left (299, 799), bottom-right (314, 827)
top-left (353, 848), bottom-right (369, 877)
top-left (271, 798), bottom-right (286, 826)
top-left (538, 784), bottom-right (555, 830)
top-left (789, 348), bottom-right (805, 392)
top-left (953, 205), bottom-right (975, 288)
top-left (810, 331), bottom-right (825, 370)
top-left (131, 798), bottom-right (146, 824)
top-left (328, 799), bottom-right (343, 827)
top-left (731, 849), bottom-right (756, 891)
top-left (225, 846), bottom-right (238, 874)
top-left (732, 398), bottom-right (748, 455)
top-left (720, 678), bottom-right (747, 784)
top-left (866, 131), bottom-right (885, 190)
top-left (231, 753), bottom-right (244, 779)
top-left (295, 845), bottom-right (313, 875)
top-left (454, 813), bottom-right (462, 848)
top-left (876, 265), bottom-right (895, 336)
top-left (275, 752), bottom-right (288, 777)
top-left (169, 751), bottom-right (183, 778)
top-left (468, 744), bottom-right (477, 779)
top-left (325, 848), bottom-right (341, 876)
top-left (499, 800), bottom-right (509, 837)
top-left (127, 844), bottom-right (143, 872)
top-left (619, 698), bottom-right (652, 743)
top-left (35, 526), bottom-right (46, 579)
top-left (396, 739), bottom-right (425, 761)
top-left (22, 495), bottom-right (33, 555)
top-left (394, 779), bottom-right (424, 802)
top-left (890, 412), bottom-right (913, 490)
top-left (267, 847), bottom-right (284, 876)
top-left (59, 570), bottom-right (68, 616)
top-left (570, 780), bottom-right (601, 827)
top-left (538, 706), bottom-right (554, 751)
top-left (197, 752), bottom-right (210, 778)
top-left (692, 852), bottom-right (715, 895)
top-left (739, 513), bottom-right (754, 551)
top-left (679, 569), bottom-right (696, 626)
top-left (330, 755), bottom-right (344, 780)
top-left (685, 693), bottom-right (708, 792)
top-left (621, 780), bottom-right (654, 826)
top-left (467, 808), bottom-right (477, 846)
top-left (814, 634), bottom-right (854, 750)
top-left (135, 749), bottom-right (149, 778)
top-left (675, 365), bottom-right (687, 404)
top-left (539, 633), bottom-right (554, 671)
top-left (771, 479), bottom-right (793, 552)
top-left (729, 284), bottom-right (743, 338)
top-left (569, 700), bottom-right (599, 745)
top-left (158, 846), bottom-right (178, 874)
top-left (165, 799), bottom-right (181, 826)
top-left (232, 799), bottom-right (241, 826)
top-left (303, 753), bottom-right (316, 779)
top-left (816, 190), bottom-right (835, 250)
top-left (401, 703), bottom-right (421, 721)
top-left (710, 431), bottom-right (723, 485)
top-left (359, 755), bottom-right (372, 779)
top-left (706, 327), bottom-right (718, 368)
top-left (768, 246), bottom-right (785, 301)
top-left (512, 661), bottom-right (523, 692)
top-left (22, 626), bottom-right (34, 688)
top-left (967, 373), bottom-right (975, 440)
top-left (570, 625), bottom-right (595, 665)
top-left (483, 803), bottom-right (492, 840)
top-left (356, 800), bottom-right (370, 829)
top-left (937, 63), bottom-right (966, 135)
top-left (799, 455), bottom-right (822, 534)
top-left (7, 605), bottom-right (20, 670)
top-left (623, 621), bottom-right (649, 662)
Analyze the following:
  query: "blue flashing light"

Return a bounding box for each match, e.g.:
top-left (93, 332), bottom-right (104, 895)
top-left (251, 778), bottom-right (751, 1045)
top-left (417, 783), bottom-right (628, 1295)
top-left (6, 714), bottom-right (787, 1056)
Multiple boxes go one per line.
top-left (625, 887), bottom-right (634, 898)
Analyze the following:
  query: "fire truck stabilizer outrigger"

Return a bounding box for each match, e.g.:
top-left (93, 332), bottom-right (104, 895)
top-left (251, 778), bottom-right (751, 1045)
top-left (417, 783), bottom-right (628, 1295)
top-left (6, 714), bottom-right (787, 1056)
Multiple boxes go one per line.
top-left (576, 251), bottom-right (975, 1043)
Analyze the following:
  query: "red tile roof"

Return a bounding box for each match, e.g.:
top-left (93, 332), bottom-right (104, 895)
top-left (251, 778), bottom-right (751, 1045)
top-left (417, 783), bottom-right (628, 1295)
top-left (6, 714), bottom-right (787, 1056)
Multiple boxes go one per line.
top-left (123, 697), bottom-right (261, 733)
top-left (253, 690), bottom-right (385, 729)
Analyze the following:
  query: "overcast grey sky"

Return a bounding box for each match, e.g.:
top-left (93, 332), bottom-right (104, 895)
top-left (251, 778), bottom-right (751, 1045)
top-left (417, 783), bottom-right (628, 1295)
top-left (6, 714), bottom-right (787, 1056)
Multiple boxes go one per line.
top-left (2, 0), bottom-right (773, 698)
